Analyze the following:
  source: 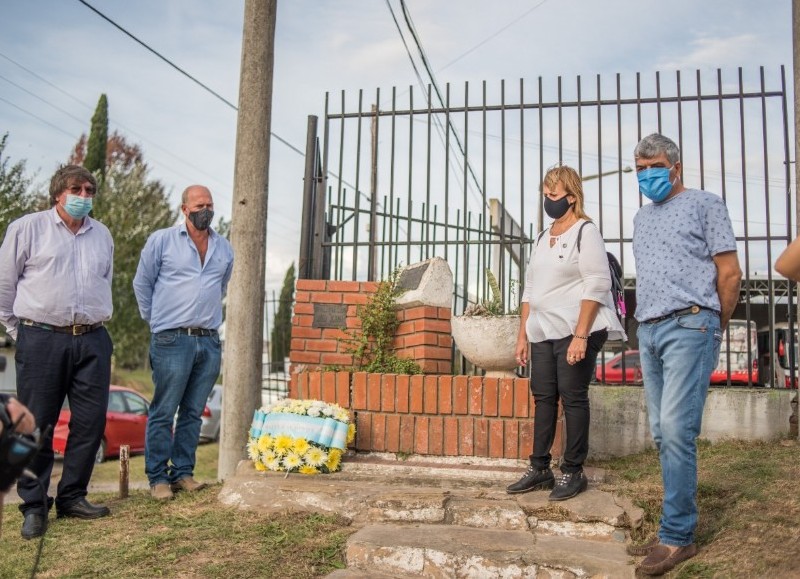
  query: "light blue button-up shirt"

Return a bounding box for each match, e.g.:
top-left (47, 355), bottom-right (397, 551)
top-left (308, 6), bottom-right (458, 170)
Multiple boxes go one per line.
top-left (0, 207), bottom-right (114, 340)
top-left (133, 223), bottom-right (234, 334)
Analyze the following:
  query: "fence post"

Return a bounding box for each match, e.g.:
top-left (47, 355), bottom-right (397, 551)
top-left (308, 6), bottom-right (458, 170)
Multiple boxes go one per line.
top-left (299, 115), bottom-right (318, 280)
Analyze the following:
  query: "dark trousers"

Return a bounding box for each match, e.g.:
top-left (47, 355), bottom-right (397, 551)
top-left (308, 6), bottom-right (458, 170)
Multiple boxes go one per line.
top-left (528, 330), bottom-right (607, 473)
top-left (15, 324), bottom-right (112, 515)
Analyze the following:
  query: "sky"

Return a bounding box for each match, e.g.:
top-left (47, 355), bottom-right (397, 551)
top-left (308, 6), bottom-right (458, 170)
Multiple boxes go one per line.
top-left (0, 0), bottom-right (795, 305)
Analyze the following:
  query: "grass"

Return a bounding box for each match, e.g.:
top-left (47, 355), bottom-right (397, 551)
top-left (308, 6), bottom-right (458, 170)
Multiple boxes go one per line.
top-left (598, 437), bottom-right (800, 578)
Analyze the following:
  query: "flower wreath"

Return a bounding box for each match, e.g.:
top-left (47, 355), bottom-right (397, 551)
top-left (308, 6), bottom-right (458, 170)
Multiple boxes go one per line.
top-left (248, 398), bottom-right (355, 474)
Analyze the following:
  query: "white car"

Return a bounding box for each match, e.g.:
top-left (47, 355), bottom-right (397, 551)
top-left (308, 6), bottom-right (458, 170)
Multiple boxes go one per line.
top-left (199, 384), bottom-right (223, 442)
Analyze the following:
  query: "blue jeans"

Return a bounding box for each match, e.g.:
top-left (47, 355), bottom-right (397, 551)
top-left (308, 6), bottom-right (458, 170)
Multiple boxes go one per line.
top-left (637, 309), bottom-right (722, 546)
top-left (145, 330), bottom-right (221, 485)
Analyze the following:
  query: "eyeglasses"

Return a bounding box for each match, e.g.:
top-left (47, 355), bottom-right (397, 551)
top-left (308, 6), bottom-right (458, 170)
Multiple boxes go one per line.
top-left (65, 184), bottom-right (96, 196)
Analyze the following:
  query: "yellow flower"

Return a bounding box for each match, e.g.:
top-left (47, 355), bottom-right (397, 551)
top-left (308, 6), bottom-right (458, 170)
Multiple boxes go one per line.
top-left (265, 457), bottom-right (283, 471)
top-left (254, 460), bottom-right (266, 472)
top-left (335, 409), bottom-right (350, 422)
top-left (346, 423), bottom-right (356, 444)
top-left (326, 448), bottom-right (342, 472)
top-left (283, 452), bottom-right (303, 470)
top-left (247, 439), bottom-right (260, 461)
top-left (304, 446), bottom-right (328, 467)
top-left (273, 434), bottom-right (294, 456)
top-left (257, 434), bottom-right (273, 453)
top-left (299, 465), bottom-right (319, 475)
top-left (261, 449), bottom-right (276, 463)
top-left (293, 438), bottom-right (311, 455)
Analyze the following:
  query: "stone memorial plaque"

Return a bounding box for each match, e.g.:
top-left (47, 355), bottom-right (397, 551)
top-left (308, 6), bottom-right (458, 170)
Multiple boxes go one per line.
top-left (312, 303), bottom-right (348, 329)
top-left (397, 262), bottom-right (429, 291)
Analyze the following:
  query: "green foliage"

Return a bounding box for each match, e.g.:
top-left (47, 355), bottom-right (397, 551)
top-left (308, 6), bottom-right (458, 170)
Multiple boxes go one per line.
top-left (0, 133), bottom-right (41, 243)
top-left (463, 269), bottom-right (520, 316)
top-left (84, 94), bottom-right (108, 178)
top-left (346, 268), bottom-right (422, 375)
top-left (270, 263), bottom-right (296, 372)
top-left (92, 160), bottom-right (177, 369)
top-left (215, 214), bottom-right (231, 240)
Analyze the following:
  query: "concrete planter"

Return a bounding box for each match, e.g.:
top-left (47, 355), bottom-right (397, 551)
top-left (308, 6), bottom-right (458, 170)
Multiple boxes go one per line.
top-left (451, 315), bottom-right (520, 377)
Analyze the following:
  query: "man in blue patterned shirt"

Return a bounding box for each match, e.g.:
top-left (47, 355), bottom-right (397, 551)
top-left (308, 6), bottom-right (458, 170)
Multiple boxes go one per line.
top-left (628, 134), bottom-right (742, 575)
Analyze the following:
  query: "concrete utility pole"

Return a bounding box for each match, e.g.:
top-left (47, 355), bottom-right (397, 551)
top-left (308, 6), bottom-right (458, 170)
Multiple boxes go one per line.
top-left (219, 0), bottom-right (277, 480)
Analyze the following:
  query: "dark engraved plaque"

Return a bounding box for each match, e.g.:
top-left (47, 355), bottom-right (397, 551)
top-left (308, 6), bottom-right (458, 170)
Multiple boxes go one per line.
top-left (312, 303), bottom-right (348, 329)
top-left (397, 262), bottom-right (429, 291)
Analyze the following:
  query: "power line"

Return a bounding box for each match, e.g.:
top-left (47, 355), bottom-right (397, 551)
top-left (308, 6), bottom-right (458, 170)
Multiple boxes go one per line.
top-left (0, 95), bottom-right (77, 140)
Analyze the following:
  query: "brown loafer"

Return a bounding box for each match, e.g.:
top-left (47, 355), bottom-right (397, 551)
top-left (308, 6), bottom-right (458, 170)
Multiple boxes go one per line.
top-left (626, 535), bottom-right (659, 556)
top-left (170, 477), bottom-right (207, 493)
top-left (637, 543), bottom-right (697, 575)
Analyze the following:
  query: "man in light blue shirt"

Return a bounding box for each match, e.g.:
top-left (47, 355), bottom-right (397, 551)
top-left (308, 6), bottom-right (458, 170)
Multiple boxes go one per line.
top-left (133, 185), bottom-right (233, 500)
top-left (0, 165), bottom-right (114, 539)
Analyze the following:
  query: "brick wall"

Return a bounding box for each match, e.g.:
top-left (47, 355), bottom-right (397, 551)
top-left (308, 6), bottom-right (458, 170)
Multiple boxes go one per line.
top-left (290, 370), bottom-right (563, 461)
top-left (290, 279), bottom-right (452, 375)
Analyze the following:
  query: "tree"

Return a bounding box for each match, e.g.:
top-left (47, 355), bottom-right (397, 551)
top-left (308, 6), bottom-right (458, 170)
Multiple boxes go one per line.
top-left (84, 94), bottom-right (108, 179)
top-left (269, 263), bottom-right (295, 372)
top-left (0, 133), bottom-right (40, 243)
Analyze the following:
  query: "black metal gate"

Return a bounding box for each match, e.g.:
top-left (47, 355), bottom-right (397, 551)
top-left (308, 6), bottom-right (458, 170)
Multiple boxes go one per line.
top-left (298, 66), bottom-right (796, 387)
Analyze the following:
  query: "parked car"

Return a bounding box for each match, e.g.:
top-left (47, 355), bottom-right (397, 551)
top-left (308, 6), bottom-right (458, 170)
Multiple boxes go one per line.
top-left (199, 384), bottom-right (223, 442)
top-left (595, 350), bottom-right (643, 385)
top-left (53, 385), bottom-right (150, 464)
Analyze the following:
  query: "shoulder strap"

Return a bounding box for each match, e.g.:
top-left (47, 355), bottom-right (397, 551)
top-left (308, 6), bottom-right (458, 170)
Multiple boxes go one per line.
top-left (576, 221), bottom-right (591, 252)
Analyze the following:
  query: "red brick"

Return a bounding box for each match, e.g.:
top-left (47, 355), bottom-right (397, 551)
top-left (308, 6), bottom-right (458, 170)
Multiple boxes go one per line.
top-left (518, 419), bottom-right (533, 458)
top-left (415, 417), bottom-right (429, 454)
top-left (437, 307), bottom-right (452, 320)
top-left (321, 328), bottom-right (350, 341)
top-left (469, 376), bottom-right (483, 414)
top-left (293, 302), bottom-right (314, 314)
top-left (420, 360), bottom-right (439, 373)
top-left (345, 318), bottom-right (362, 330)
top-left (437, 335), bottom-right (453, 348)
top-left (404, 306), bottom-right (439, 320)
top-left (514, 378), bottom-right (530, 418)
top-left (395, 321), bottom-right (416, 336)
top-left (396, 375), bottom-right (410, 413)
top-left (291, 351), bottom-right (320, 364)
top-left (372, 413), bottom-right (386, 451)
top-left (347, 305), bottom-right (360, 317)
top-left (409, 375), bottom-right (424, 413)
top-left (474, 418), bottom-right (489, 457)
top-left (443, 416), bottom-right (459, 456)
top-left (320, 353), bottom-right (353, 366)
top-left (414, 319), bottom-right (452, 334)
top-left (403, 332), bottom-right (440, 347)
top-left (504, 420), bottom-right (519, 459)
top-left (289, 373), bottom-right (301, 399)
top-left (291, 338), bottom-right (305, 351)
top-left (437, 361), bottom-right (452, 374)
top-left (414, 346), bottom-right (451, 361)
top-left (381, 375), bottom-right (396, 412)
top-left (499, 378), bottom-right (514, 417)
top-left (429, 416), bottom-right (444, 455)
top-left (353, 373), bottom-right (367, 410)
top-left (483, 378), bottom-right (499, 417)
top-left (552, 414), bottom-right (565, 461)
top-left (291, 326), bottom-right (322, 339)
top-left (458, 417), bottom-right (474, 456)
top-left (395, 310), bottom-right (406, 321)
top-left (489, 419), bottom-right (504, 458)
top-left (328, 280), bottom-right (361, 292)
top-left (355, 412), bottom-right (371, 451)
top-left (423, 375), bottom-right (438, 414)
top-left (437, 376), bottom-right (453, 414)
top-left (293, 315), bottom-right (314, 327)
top-left (399, 415), bottom-right (415, 453)
top-left (296, 279), bottom-right (327, 291)
top-left (336, 371), bottom-right (350, 407)
top-left (386, 414), bottom-right (401, 452)
top-left (321, 372), bottom-right (336, 403)
top-left (367, 373), bottom-right (381, 411)
top-left (306, 339), bottom-right (338, 352)
top-left (342, 293), bottom-right (370, 305)
top-left (307, 372), bottom-right (321, 399)
top-left (392, 337), bottom-right (405, 350)
top-left (294, 290), bottom-right (311, 302)
top-left (310, 292), bottom-right (342, 304)
top-left (360, 281), bottom-right (379, 293)
top-left (453, 376), bottom-right (469, 414)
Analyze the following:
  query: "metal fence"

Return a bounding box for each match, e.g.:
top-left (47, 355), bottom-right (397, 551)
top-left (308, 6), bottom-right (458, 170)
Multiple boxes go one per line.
top-left (296, 66), bottom-right (797, 387)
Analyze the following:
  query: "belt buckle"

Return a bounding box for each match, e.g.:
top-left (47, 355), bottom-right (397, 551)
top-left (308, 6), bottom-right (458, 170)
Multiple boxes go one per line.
top-left (73, 325), bottom-right (84, 336)
top-left (690, 305), bottom-right (700, 315)
top-left (187, 328), bottom-right (197, 336)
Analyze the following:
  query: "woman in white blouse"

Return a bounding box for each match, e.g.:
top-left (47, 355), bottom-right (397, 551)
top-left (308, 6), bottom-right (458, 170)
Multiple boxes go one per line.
top-left (506, 165), bottom-right (625, 501)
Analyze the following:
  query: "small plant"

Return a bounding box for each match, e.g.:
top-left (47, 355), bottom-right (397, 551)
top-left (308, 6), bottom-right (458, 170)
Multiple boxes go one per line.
top-left (463, 269), bottom-right (520, 317)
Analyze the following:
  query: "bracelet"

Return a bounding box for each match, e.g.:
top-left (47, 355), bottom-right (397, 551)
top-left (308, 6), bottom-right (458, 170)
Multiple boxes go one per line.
top-left (573, 334), bottom-right (589, 340)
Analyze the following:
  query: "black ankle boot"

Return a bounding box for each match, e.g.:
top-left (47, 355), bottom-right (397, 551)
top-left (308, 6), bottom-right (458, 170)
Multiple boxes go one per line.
top-left (548, 469), bottom-right (588, 501)
top-left (506, 465), bottom-right (555, 494)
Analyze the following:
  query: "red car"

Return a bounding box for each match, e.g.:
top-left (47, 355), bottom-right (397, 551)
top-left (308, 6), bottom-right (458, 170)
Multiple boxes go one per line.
top-left (595, 350), bottom-right (643, 384)
top-left (53, 385), bottom-right (150, 463)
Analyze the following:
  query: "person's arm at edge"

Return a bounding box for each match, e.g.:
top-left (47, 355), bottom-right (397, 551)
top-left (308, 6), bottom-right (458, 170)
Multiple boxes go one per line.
top-left (132, 235), bottom-right (158, 323)
top-left (775, 236), bottom-right (800, 282)
top-left (0, 224), bottom-right (23, 340)
top-left (713, 250), bottom-right (742, 331)
top-left (516, 302), bottom-right (530, 366)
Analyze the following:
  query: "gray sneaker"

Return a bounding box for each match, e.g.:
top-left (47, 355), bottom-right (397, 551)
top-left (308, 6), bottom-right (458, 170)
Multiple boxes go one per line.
top-left (548, 470), bottom-right (588, 501)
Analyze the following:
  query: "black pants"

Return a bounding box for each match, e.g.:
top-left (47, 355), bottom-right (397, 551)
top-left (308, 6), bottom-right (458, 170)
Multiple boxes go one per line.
top-left (15, 324), bottom-right (113, 515)
top-left (528, 330), bottom-right (607, 473)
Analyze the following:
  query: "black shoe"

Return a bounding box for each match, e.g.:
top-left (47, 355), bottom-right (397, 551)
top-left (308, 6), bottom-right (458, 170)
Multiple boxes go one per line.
top-left (21, 513), bottom-right (47, 540)
top-left (548, 470), bottom-right (588, 501)
top-left (506, 466), bottom-right (555, 494)
top-left (56, 498), bottom-right (110, 520)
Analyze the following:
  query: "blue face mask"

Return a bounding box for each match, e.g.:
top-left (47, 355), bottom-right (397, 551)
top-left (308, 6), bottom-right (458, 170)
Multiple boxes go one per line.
top-left (637, 167), bottom-right (676, 202)
top-left (63, 194), bottom-right (93, 218)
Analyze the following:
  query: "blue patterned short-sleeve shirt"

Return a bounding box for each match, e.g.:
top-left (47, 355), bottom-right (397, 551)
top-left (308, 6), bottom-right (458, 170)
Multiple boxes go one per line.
top-left (632, 189), bottom-right (737, 322)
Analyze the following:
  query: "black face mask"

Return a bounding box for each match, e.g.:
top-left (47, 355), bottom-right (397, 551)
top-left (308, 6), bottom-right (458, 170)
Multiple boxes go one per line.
top-left (544, 196), bottom-right (573, 219)
top-left (188, 208), bottom-right (214, 231)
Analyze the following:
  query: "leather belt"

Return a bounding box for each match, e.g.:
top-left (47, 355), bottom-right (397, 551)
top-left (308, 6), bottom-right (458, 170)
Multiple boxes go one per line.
top-left (174, 327), bottom-right (217, 337)
top-left (20, 319), bottom-right (104, 336)
top-left (642, 305), bottom-right (717, 324)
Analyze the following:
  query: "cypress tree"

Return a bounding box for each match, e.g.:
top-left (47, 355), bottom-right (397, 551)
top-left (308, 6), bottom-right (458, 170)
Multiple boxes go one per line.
top-left (84, 94), bottom-right (108, 179)
top-left (270, 263), bottom-right (296, 373)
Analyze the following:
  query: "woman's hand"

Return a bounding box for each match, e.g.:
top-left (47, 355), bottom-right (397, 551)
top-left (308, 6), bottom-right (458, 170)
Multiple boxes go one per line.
top-left (515, 335), bottom-right (528, 366)
top-left (566, 336), bottom-right (588, 365)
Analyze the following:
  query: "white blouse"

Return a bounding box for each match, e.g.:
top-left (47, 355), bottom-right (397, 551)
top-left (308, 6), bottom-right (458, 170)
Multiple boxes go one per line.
top-left (521, 219), bottom-right (626, 343)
